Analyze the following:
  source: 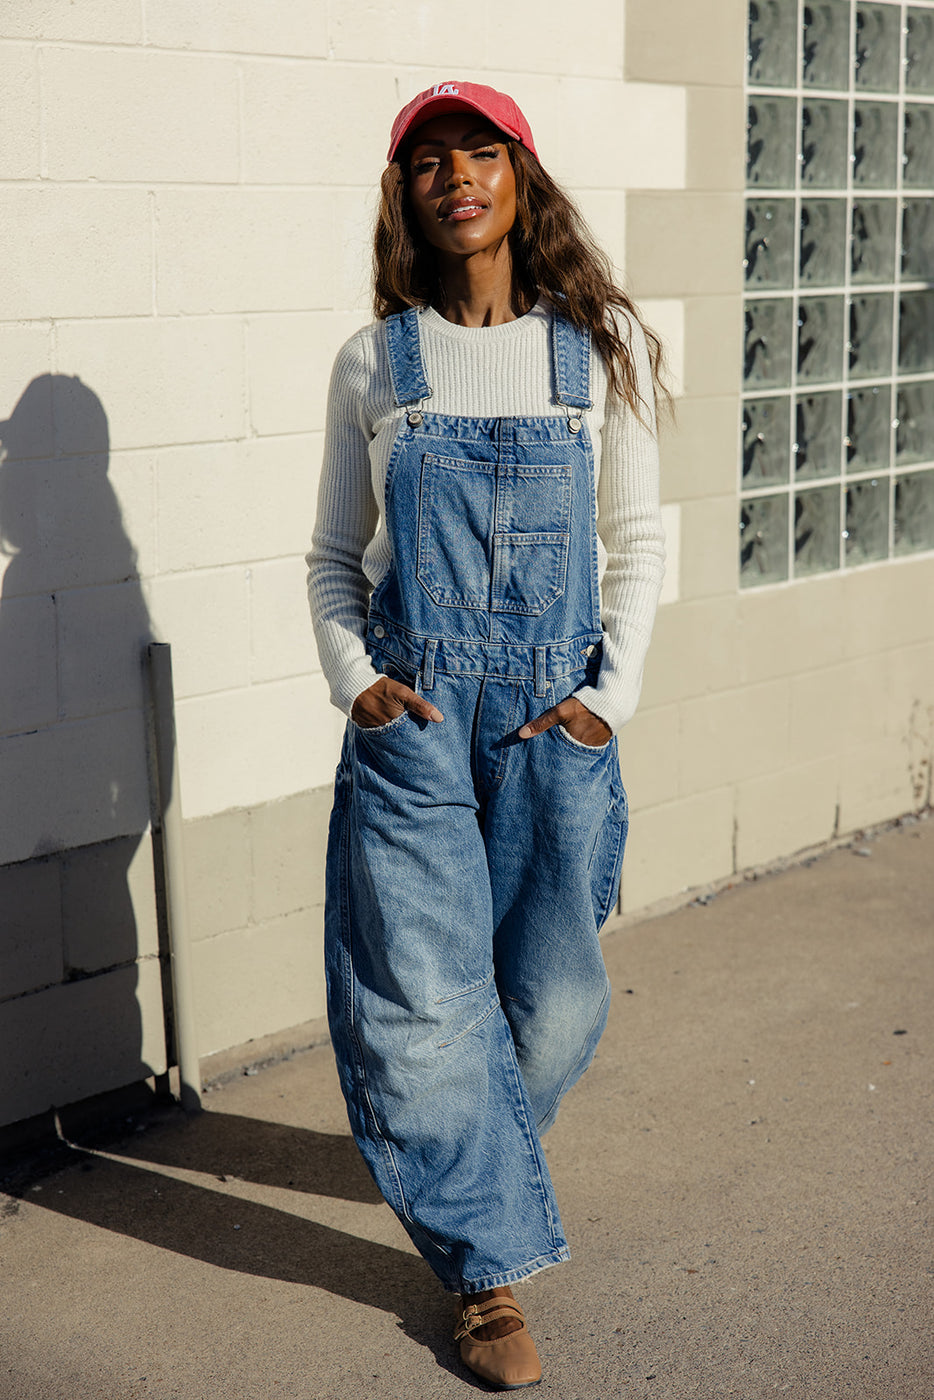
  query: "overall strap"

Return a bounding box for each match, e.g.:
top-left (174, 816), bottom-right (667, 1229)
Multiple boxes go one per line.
top-left (552, 310), bottom-right (593, 411)
top-left (385, 307), bottom-right (432, 407)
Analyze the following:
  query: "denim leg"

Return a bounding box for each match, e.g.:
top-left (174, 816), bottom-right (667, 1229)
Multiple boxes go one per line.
top-left (481, 680), bottom-right (628, 1134)
top-left (324, 688), bottom-right (569, 1293)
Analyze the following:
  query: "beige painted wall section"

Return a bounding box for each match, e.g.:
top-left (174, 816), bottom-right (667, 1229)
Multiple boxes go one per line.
top-left (0, 1), bottom-right (689, 1128)
top-left (620, 0), bottom-right (934, 910)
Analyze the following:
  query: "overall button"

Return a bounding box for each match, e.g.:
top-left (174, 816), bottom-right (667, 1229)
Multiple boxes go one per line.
top-left (407, 411), bottom-right (423, 427)
top-left (568, 416), bottom-right (582, 434)
top-left (373, 624), bottom-right (386, 639)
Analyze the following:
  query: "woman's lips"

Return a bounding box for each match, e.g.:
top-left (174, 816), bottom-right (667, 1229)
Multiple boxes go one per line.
top-left (440, 201), bottom-right (486, 221)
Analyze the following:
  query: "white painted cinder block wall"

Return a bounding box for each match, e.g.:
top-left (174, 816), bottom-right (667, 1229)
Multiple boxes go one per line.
top-left (0, 0), bottom-right (686, 858)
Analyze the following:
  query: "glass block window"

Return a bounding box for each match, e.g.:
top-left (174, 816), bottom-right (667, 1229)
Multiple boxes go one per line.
top-left (742, 0), bottom-right (934, 588)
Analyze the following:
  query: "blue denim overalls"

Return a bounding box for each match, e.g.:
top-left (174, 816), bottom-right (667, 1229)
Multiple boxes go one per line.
top-left (324, 306), bottom-right (629, 1294)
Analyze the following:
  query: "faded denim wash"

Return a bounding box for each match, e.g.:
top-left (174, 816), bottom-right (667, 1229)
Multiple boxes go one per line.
top-left (324, 307), bottom-right (628, 1293)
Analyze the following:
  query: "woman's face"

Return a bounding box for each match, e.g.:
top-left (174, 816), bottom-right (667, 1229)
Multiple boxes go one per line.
top-left (407, 114), bottom-right (517, 262)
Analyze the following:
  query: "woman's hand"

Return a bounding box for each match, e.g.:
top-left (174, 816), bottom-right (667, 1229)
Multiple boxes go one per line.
top-left (351, 676), bottom-right (444, 729)
top-left (518, 696), bottom-right (611, 747)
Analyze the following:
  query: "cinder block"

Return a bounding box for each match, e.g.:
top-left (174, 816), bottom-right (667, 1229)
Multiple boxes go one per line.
top-left (626, 0), bottom-right (747, 87)
top-left (156, 436), bottom-right (320, 573)
top-left (842, 557), bottom-right (934, 659)
top-left (249, 557), bottom-right (319, 684)
top-left (55, 317), bottom-right (245, 451)
top-left (486, 0), bottom-right (625, 78)
top-left (250, 786), bottom-right (332, 922)
top-left (155, 189), bottom-right (338, 315)
top-left (627, 193), bottom-right (744, 297)
top-left (0, 46), bottom-right (39, 178)
top-left (241, 61), bottom-right (396, 185)
top-left (330, 186), bottom-right (380, 312)
top-left (175, 672), bottom-right (344, 820)
top-left (620, 785), bottom-right (735, 910)
top-left (62, 834), bottom-right (159, 972)
top-left (0, 856), bottom-right (63, 1000)
top-left (658, 395), bottom-right (739, 503)
top-left (618, 703), bottom-right (680, 810)
top-left (145, 0), bottom-right (327, 57)
top-left (246, 312), bottom-right (369, 438)
top-left (638, 299), bottom-right (685, 399)
top-left (0, 453), bottom-right (155, 598)
top-left (183, 808), bottom-right (251, 942)
top-left (640, 595), bottom-right (741, 708)
top-left (192, 909), bottom-right (326, 1058)
top-left (43, 48), bottom-right (238, 183)
top-left (0, 711), bottom-right (151, 866)
top-left (790, 659), bottom-right (891, 767)
top-left (57, 582), bottom-right (152, 719)
top-left (1, 0), bottom-right (141, 41)
top-left (837, 735), bottom-right (924, 831)
top-left (687, 85), bottom-right (747, 192)
top-left (0, 594), bottom-right (57, 736)
top-left (0, 960), bottom-right (167, 1129)
top-left (573, 189), bottom-right (626, 280)
top-left (544, 78), bottom-right (687, 191)
top-left (0, 189), bottom-right (151, 320)
top-left (885, 642), bottom-right (934, 741)
top-left (329, 4), bottom-right (486, 66)
top-left (734, 758), bottom-right (840, 869)
top-left (0, 336), bottom-right (54, 459)
top-left (679, 679), bottom-right (791, 796)
top-left (737, 573), bottom-right (846, 684)
top-left (677, 495), bottom-right (741, 600)
top-left (145, 567), bottom-right (250, 698)
top-left (682, 296), bottom-right (744, 398)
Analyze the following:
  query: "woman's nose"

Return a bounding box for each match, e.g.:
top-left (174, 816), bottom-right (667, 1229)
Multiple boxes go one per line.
top-left (444, 153), bottom-right (472, 187)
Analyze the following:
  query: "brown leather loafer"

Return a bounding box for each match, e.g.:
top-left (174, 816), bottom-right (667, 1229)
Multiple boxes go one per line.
top-left (454, 1296), bottom-right (542, 1390)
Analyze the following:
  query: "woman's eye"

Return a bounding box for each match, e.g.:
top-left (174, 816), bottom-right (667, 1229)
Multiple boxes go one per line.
top-left (473, 148), bottom-right (498, 159)
top-left (412, 158), bottom-right (438, 174)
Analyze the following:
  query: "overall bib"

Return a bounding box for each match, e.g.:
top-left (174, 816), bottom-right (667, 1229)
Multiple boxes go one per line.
top-left (324, 307), bottom-right (629, 1294)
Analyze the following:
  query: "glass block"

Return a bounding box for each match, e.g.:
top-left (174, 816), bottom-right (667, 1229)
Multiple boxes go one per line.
top-left (798, 295), bottom-right (845, 383)
top-left (906, 8), bottom-right (934, 95)
top-left (894, 468), bottom-right (934, 553)
top-left (844, 476), bottom-right (889, 562)
top-left (903, 104), bottom-right (934, 187)
top-left (849, 292), bottom-right (894, 379)
top-left (801, 99), bottom-right (849, 188)
top-left (902, 198), bottom-right (934, 280)
top-left (853, 101), bottom-right (899, 187)
top-left (745, 199), bottom-right (796, 287)
top-left (745, 297), bottom-right (795, 388)
top-left (743, 395), bottom-right (793, 486)
top-left (795, 389), bottom-right (843, 478)
top-left (898, 290), bottom-right (934, 373)
top-left (740, 494), bottom-right (790, 586)
top-left (855, 4), bottom-right (902, 91)
top-left (846, 384), bottom-right (893, 471)
top-left (748, 0), bottom-right (799, 86)
top-left (747, 96), bottom-right (798, 187)
top-left (795, 484), bottom-right (841, 575)
top-left (851, 198), bottom-right (898, 282)
top-left (802, 1), bottom-right (852, 90)
top-left (896, 380), bottom-right (934, 464)
top-left (800, 199), bottom-right (848, 285)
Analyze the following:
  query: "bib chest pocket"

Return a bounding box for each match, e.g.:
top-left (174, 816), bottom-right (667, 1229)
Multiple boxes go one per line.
top-left (416, 453), bottom-right (572, 616)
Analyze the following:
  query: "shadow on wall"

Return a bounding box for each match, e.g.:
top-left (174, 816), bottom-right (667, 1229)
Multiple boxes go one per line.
top-left (0, 376), bottom-right (168, 1132)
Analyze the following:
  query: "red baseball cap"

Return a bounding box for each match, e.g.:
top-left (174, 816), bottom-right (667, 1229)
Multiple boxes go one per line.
top-left (387, 81), bottom-right (539, 162)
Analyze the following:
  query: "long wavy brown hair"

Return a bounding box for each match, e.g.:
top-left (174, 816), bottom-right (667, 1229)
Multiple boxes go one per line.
top-left (373, 140), bottom-right (669, 420)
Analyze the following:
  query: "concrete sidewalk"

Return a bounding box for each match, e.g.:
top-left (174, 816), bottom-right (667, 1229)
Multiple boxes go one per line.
top-left (2, 817), bottom-right (931, 1400)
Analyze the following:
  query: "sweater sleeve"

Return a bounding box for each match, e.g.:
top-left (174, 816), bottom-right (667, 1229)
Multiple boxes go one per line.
top-left (306, 333), bottom-right (383, 715)
top-left (573, 314), bottom-right (666, 732)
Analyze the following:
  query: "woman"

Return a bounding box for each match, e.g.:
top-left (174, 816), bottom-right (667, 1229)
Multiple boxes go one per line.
top-left (307, 81), bottom-right (666, 1389)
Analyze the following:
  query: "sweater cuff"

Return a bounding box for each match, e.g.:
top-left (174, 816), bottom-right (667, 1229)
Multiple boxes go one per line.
top-left (331, 655), bottom-right (382, 717)
top-left (573, 682), bottom-right (640, 737)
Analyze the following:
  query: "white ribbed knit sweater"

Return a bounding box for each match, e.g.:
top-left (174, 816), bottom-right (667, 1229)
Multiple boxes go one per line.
top-left (306, 298), bottom-right (665, 733)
